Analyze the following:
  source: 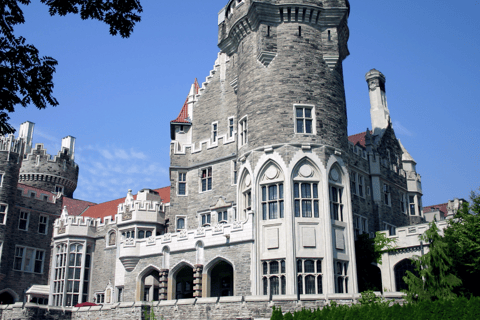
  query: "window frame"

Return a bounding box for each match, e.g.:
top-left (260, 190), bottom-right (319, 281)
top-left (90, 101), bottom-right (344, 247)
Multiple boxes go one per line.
top-left (0, 203), bottom-right (7, 225)
top-left (261, 182), bottom-right (284, 220)
top-left (217, 210), bottom-right (228, 224)
top-left (329, 185), bottom-right (344, 222)
top-left (334, 260), bottom-right (349, 294)
top-left (211, 121), bottom-right (218, 143)
top-left (353, 214), bottom-right (368, 239)
top-left (178, 172), bottom-right (187, 196)
top-left (200, 212), bottom-right (211, 227)
top-left (297, 258), bottom-right (323, 295)
top-left (294, 182), bottom-right (320, 218)
top-left (176, 216), bottom-right (186, 232)
top-left (38, 214), bottom-right (48, 235)
top-left (200, 167), bottom-right (213, 192)
top-left (294, 104), bottom-right (315, 134)
top-left (262, 259), bottom-right (287, 296)
top-left (18, 210), bottom-right (30, 231)
top-left (350, 171), bottom-right (357, 196)
top-left (239, 116), bottom-right (248, 146)
top-left (13, 245), bottom-right (45, 273)
top-left (383, 222), bottom-right (396, 236)
top-left (383, 183), bottom-right (391, 206)
top-left (55, 185), bottom-right (64, 195)
top-left (228, 117), bottom-right (235, 138)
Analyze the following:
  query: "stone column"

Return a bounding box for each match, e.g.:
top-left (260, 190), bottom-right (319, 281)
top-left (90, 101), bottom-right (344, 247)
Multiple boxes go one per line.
top-left (159, 269), bottom-right (169, 300)
top-left (193, 264), bottom-right (203, 298)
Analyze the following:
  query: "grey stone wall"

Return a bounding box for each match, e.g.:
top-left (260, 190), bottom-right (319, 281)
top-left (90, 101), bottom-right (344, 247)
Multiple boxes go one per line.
top-left (90, 229), bottom-right (117, 298)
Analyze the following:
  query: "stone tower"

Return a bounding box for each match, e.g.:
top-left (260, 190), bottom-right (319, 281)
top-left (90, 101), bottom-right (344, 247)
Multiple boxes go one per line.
top-left (18, 122), bottom-right (78, 198)
top-left (169, 0), bottom-right (356, 296)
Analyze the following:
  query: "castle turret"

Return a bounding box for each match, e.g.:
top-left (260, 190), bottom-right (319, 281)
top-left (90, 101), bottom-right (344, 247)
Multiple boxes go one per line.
top-left (19, 136), bottom-right (78, 198)
top-left (366, 69), bottom-right (390, 136)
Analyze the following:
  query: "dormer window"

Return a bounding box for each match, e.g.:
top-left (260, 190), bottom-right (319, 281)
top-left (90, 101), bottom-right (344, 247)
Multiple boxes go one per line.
top-left (201, 213), bottom-right (211, 227)
top-left (218, 211), bottom-right (228, 224)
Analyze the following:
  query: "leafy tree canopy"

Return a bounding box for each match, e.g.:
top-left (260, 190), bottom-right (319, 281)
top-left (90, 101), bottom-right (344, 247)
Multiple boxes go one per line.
top-left (0, 0), bottom-right (143, 134)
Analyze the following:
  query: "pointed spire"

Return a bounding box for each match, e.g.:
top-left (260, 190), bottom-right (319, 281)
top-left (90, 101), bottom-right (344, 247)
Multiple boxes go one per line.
top-left (398, 140), bottom-right (416, 162)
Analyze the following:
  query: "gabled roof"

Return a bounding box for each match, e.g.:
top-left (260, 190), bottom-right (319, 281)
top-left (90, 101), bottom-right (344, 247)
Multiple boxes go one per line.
top-left (348, 132), bottom-right (367, 147)
top-left (423, 203), bottom-right (448, 218)
top-left (63, 197), bottom-right (96, 216)
top-left (81, 186), bottom-right (170, 221)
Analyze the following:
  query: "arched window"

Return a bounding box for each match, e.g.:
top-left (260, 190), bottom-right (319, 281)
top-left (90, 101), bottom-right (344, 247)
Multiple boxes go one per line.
top-left (239, 170), bottom-right (252, 221)
top-left (176, 217), bottom-right (185, 231)
top-left (293, 162), bottom-right (320, 218)
top-left (262, 259), bottom-right (286, 296)
top-left (329, 166), bottom-right (344, 221)
top-left (259, 163), bottom-right (284, 220)
top-left (297, 258), bottom-right (323, 295)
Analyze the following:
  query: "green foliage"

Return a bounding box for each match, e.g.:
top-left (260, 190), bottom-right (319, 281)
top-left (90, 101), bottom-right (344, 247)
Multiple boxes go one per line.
top-left (403, 221), bottom-right (462, 302)
top-left (444, 189), bottom-right (480, 297)
top-left (270, 297), bottom-right (480, 320)
top-left (358, 290), bottom-right (387, 306)
top-left (373, 231), bottom-right (397, 265)
top-left (142, 303), bottom-right (158, 320)
top-left (0, 0), bottom-right (143, 134)
top-left (271, 306), bottom-right (283, 320)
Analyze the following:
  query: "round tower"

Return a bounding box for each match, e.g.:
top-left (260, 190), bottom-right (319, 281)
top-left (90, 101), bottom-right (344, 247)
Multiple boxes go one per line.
top-left (0, 135), bottom-right (24, 210)
top-left (19, 134), bottom-right (78, 198)
top-left (219, 0), bottom-right (351, 153)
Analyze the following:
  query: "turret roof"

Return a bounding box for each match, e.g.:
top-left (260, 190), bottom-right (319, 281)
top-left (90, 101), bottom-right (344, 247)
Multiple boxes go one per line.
top-left (399, 139), bottom-right (416, 162)
top-left (170, 79), bottom-right (199, 124)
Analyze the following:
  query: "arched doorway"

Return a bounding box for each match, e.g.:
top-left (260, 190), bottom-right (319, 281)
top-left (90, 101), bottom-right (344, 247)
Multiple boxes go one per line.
top-left (209, 260), bottom-right (234, 297)
top-left (141, 269), bottom-right (160, 302)
top-left (174, 266), bottom-right (194, 299)
top-left (394, 259), bottom-right (417, 292)
top-left (0, 291), bottom-right (15, 305)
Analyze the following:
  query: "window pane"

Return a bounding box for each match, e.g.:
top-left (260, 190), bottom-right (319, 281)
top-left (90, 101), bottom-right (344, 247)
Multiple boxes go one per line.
top-left (305, 275), bottom-right (315, 294)
top-left (297, 120), bottom-right (304, 133)
top-left (263, 262), bottom-right (268, 275)
top-left (280, 201), bottom-right (284, 218)
top-left (75, 268), bottom-right (81, 279)
top-left (269, 185), bottom-right (277, 200)
top-left (262, 186), bottom-right (266, 201)
top-left (317, 276), bottom-right (323, 294)
top-left (263, 278), bottom-right (268, 295)
top-left (316, 260), bottom-right (322, 273)
top-left (269, 202), bottom-right (277, 219)
top-left (296, 108), bottom-right (303, 118)
top-left (331, 187), bottom-right (338, 202)
top-left (301, 183), bottom-right (311, 198)
top-left (294, 200), bottom-right (300, 217)
top-left (207, 178), bottom-right (212, 190)
top-left (294, 183), bottom-right (299, 198)
top-left (297, 276), bottom-right (303, 294)
top-left (281, 261), bottom-right (285, 273)
top-left (262, 203), bottom-right (267, 220)
top-left (313, 184), bottom-right (318, 198)
top-left (202, 179), bottom-right (206, 191)
top-left (305, 108), bottom-right (311, 118)
top-left (270, 277), bottom-right (279, 296)
top-left (314, 201), bottom-right (319, 218)
top-left (270, 261), bottom-right (279, 274)
top-left (297, 260), bottom-right (302, 273)
top-left (281, 276), bottom-right (286, 295)
top-left (279, 184), bottom-right (284, 199)
top-left (305, 260), bottom-right (314, 273)
top-left (305, 120), bottom-right (312, 133)
top-left (302, 200), bottom-right (312, 218)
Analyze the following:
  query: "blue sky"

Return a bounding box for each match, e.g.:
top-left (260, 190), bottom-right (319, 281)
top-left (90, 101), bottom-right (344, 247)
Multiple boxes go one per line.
top-left (10, 0), bottom-right (480, 206)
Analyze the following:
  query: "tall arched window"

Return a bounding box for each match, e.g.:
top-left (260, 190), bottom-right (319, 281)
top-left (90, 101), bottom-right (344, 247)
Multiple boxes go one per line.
top-left (293, 161), bottom-right (320, 218)
top-left (394, 259), bottom-right (417, 292)
top-left (259, 163), bottom-right (284, 221)
top-left (329, 166), bottom-right (344, 222)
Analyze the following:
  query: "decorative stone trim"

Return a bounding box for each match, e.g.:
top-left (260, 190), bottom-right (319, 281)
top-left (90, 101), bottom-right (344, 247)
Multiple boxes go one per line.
top-left (193, 265), bottom-right (203, 298)
top-left (158, 269), bottom-right (169, 300)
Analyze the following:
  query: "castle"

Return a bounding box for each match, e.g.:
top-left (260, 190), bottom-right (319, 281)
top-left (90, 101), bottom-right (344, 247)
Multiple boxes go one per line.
top-left (0, 0), bottom-right (434, 314)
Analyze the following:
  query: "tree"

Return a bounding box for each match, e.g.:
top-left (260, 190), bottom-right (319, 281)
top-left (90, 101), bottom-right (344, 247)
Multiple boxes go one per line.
top-left (0, 0), bottom-right (143, 134)
top-left (403, 221), bottom-right (462, 302)
top-left (444, 189), bottom-right (480, 297)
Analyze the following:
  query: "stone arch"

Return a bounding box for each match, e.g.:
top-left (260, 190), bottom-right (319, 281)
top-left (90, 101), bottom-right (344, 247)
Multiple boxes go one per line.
top-left (168, 260), bottom-right (195, 300)
top-left (257, 160), bottom-right (285, 221)
top-left (136, 265), bottom-right (162, 302)
top-left (0, 288), bottom-right (18, 304)
top-left (107, 229), bottom-right (117, 246)
top-left (204, 256), bottom-right (235, 297)
top-left (394, 258), bottom-right (417, 292)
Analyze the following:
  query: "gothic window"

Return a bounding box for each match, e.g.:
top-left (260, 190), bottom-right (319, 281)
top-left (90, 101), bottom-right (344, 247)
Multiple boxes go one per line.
top-left (383, 183), bottom-right (391, 206)
top-left (0, 204), bottom-right (7, 224)
top-left (353, 214), bottom-right (368, 239)
top-left (334, 260), bottom-right (348, 293)
top-left (409, 195), bottom-right (416, 215)
top-left (294, 182), bottom-right (319, 218)
top-left (121, 230), bottom-right (135, 239)
top-left (295, 105), bottom-right (314, 134)
top-left (350, 172), bottom-right (357, 195)
top-left (240, 171), bottom-right (252, 220)
top-left (38, 215), bottom-right (48, 234)
top-left (400, 193), bottom-right (407, 214)
top-left (239, 117), bottom-right (247, 146)
top-left (297, 259), bottom-right (323, 294)
top-left (329, 167), bottom-right (344, 222)
top-left (383, 222), bottom-right (396, 236)
top-left (108, 231), bottom-right (116, 246)
top-left (261, 183), bottom-right (284, 220)
top-left (178, 172), bottom-right (187, 195)
top-left (18, 211), bottom-right (30, 231)
top-left (358, 175), bottom-right (365, 197)
top-left (232, 161), bottom-right (237, 185)
top-left (55, 185), bottom-right (64, 195)
top-left (262, 260), bottom-right (286, 296)
top-left (201, 167), bottom-right (212, 192)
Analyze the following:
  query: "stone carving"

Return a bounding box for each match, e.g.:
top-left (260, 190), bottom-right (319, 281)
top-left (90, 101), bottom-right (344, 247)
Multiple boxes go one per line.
top-left (125, 238), bottom-right (134, 246)
top-left (58, 221), bottom-right (66, 234)
top-left (196, 227), bottom-right (205, 236)
top-left (265, 166), bottom-right (279, 180)
top-left (108, 232), bottom-right (116, 246)
top-left (368, 78), bottom-right (380, 91)
top-left (330, 168), bottom-right (340, 182)
top-left (298, 164), bottom-right (313, 178)
top-left (122, 208), bottom-right (132, 221)
top-left (211, 197), bottom-right (232, 210)
top-left (214, 224), bottom-right (223, 233)
top-left (408, 227), bottom-right (416, 234)
top-left (233, 221), bottom-right (242, 229)
top-left (147, 236), bottom-right (155, 245)
top-left (163, 233), bottom-right (172, 242)
top-left (179, 230), bottom-right (187, 239)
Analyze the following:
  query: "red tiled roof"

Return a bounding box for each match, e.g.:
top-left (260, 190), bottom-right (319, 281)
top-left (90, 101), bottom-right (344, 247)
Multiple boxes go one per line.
top-left (81, 187), bottom-right (170, 220)
top-left (170, 79), bottom-right (199, 124)
top-left (17, 183), bottom-right (56, 201)
top-left (63, 197), bottom-right (96, 216)
top-left (348, 132), bottom-right (367, 147)
top-left (423, 203), bottom-right (448, 217)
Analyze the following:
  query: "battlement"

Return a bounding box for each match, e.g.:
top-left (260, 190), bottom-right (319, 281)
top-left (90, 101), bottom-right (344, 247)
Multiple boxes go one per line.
top-left (0, 134), bottom-right (24, 154)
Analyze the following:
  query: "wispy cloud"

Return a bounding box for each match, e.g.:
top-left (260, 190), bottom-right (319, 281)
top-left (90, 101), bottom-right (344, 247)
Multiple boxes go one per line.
top-left (393, 121), bottom-right (414, 137)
